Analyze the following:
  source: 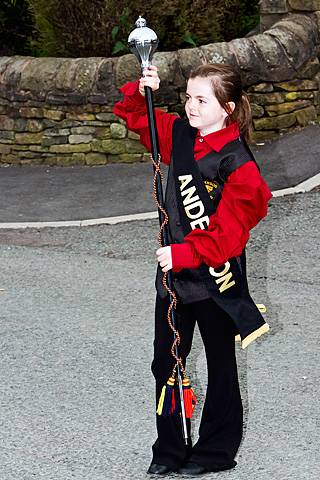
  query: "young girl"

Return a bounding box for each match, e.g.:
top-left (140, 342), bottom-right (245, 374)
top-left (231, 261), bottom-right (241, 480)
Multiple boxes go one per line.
top-left (114, 64), bottom-right (272, 476)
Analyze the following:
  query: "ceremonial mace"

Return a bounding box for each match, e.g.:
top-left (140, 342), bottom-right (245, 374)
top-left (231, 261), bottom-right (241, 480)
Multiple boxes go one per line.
top-left (128, 16), bottom-right (190, 446)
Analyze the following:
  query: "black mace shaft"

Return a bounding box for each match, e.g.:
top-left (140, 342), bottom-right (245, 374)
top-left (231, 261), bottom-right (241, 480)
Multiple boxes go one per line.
top-left (144, 85), bottom-right (189, 446)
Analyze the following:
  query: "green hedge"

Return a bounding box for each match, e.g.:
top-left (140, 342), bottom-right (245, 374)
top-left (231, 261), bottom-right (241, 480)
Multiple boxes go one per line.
top-left (0, 0), bottom-right (34, 55)
top-left (2, 0), bottom-right (260, 57)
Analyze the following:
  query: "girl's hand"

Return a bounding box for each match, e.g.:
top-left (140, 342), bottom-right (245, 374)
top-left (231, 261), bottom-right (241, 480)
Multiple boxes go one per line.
top-left (139, 65), bottom-right (160, 96)
top-left (156, 246), bottom-right (172, 273)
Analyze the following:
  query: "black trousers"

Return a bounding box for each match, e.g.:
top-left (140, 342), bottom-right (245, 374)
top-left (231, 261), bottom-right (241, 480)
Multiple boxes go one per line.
top-left (151, 294), bottom-right (243, 471)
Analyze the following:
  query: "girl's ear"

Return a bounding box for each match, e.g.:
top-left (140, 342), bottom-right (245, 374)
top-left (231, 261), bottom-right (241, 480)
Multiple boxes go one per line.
top-left (223, 101), bottom-right (235, 117)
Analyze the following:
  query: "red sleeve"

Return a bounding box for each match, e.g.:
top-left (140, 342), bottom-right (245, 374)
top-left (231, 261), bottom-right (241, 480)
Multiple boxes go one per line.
top-left (171, 161), bottom-right (272, 271)
top-left (113, 80), bottom-right (177, 165)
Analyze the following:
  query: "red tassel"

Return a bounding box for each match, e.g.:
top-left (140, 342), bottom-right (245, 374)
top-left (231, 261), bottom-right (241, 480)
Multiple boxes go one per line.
top-left (182, 378), bottom-right (197, 418)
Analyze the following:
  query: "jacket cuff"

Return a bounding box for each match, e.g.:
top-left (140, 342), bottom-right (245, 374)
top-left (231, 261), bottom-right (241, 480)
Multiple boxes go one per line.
top-left (119, 80), bottom-right (145, 104)
top-left (171, 243), bottom-right (202, 272)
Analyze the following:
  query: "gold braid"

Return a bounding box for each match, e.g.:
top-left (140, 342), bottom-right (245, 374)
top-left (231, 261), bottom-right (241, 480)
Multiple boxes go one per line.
top-left (151, 154), bottom-right (185, 378)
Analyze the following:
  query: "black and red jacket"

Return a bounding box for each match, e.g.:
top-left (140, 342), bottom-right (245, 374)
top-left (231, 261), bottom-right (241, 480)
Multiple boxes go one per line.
top-left (114, 80), bottom-right (272, 273)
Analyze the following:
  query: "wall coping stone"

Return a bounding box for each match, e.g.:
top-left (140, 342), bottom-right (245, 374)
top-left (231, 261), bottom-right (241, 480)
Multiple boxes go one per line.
top-left (0, 14), bottom-right (319, 106)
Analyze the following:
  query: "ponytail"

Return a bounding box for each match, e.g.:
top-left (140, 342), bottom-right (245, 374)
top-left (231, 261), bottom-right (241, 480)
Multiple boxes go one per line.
top-left (228, 92), bottom-right (252, 143)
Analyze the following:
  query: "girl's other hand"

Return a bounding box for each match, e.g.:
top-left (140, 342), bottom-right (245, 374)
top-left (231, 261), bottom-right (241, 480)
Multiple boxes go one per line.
top-left (156, 246), bottom-right (172, 273)
top-left (139, 65), bottom-right (160, 96)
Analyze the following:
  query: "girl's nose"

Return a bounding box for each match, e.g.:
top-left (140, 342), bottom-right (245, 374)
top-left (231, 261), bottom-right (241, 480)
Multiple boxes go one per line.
top-left (189, 99), bottom-right (196, 109)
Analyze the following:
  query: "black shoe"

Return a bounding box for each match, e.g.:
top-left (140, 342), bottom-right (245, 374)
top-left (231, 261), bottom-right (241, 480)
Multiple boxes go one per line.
top-left (179, 460), bottom-right (237, 475)
top-left (147, 463), bottom-right (172, 475)
top-left (178, 462), bottom-right (208, 475)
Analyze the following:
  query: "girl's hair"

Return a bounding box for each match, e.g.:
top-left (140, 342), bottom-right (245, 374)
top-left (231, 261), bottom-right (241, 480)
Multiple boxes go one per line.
top-left (188, 64), bottom-right (252, 142)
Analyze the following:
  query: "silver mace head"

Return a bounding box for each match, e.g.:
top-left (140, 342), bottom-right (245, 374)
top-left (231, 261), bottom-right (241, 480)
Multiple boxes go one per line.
top-left (128, 16), bottom-right (158, 71)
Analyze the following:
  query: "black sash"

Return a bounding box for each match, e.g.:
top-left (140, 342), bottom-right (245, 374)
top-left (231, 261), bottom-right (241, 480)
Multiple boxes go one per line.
top-left (171, 119), bottom-right (269, 348)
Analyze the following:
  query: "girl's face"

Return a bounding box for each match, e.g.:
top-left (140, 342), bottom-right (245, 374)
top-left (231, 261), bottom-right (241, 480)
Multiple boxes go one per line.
top-left (185, 76), bottom-right (232, 136)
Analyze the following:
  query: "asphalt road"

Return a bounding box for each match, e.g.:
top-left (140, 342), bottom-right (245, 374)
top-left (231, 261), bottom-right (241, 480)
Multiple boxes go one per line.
top-left (0, 189), bottom-right (319, 479)
top-left (0, 124), bottom-right (320, 223)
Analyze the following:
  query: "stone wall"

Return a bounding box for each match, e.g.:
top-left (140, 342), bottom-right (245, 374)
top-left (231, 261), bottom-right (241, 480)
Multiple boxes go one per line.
top-left (0, 2), bottom-right (320, 166)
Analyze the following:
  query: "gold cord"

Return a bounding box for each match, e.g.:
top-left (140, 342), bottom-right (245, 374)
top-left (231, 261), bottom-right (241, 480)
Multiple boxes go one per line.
top-left (151, 154), bottom-right (185, 378)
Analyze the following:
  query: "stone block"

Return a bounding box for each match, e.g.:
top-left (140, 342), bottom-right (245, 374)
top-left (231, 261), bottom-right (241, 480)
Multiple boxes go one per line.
top-left (0, 131), bottom-right (14, 142)
top-left (314, 11), bottom-right (320, 30)
top-left (260, 0), bottom-right (289, 14)
top-left (154, 87), bottom-right (180, 106)
top-left (19, 107), bottom-right (43, 118)
top-left (266, 26), bottom-right (306, 68)
top-left (176, 47), bottom-right (207, 79)
top-left (200, 42), bottom-right (237, 69)
top-left (229, 38), bottom-right (263, 85)
top-left (49, 144), bottom-right (91, 153)
top-left (46, 93), bottom-right (86, 106)
top-left (251, 104), bottom-right (265, 118)
top-left (125, 139), bottom-right (146, 154)
top-left (69, 134), bottom-right (93, 144)
top-left (275, 79), bottom-right (318, 90)
top-left (265, 99), bottom-right (312, 115)
top-left (0, 116), bottom-right (14, 130)
top-left (85, 153), bottom-right (108, 165)
top-left (26, 119), bottom-right (45, 132)
top-left (42, 136), bottom-right (69, 147)
top-left (1, 154), bottom-right (20, 164)
top-left (253, 112), bottom-right (297, 130)
top-left (251, 130), bottom-right (279, 143)
top-left (66, 113), bottom-right (96, 121)
top-left (110, 123), bottom-right (127, 139)
top-left (19, 158), bottom-right (44, 165)
top-left (115, 54), bottom-right (142, 87)
top-left (248, 92), bottom-right (286, 105)
top-left (95, 59), bottom-right (120, 104)
top-left (20, 57), bottom-right (64, 94)
top-left (285, 91), bottom-right (315, 100)
top-left (260, 13), bottom-right (288, 31)
top-left (0, 143), bottom-right (11, 154)
top-left (88, 94), bottom-right (109, 105)
top-left (14, 150), bottom-right (44, 159)
top-left (100, 139), bottom-right (126, 154)
top-left (44, 128), bottom-right (70, 137)
top-left (247, 83), bottom-right (274, 93)
top-left (72, 58), bottom-right (98, 94)
top-left (296, 58), bottom-right (320, 79)
top-left (107, 154), bottom-right (141, 163)
top-left (53, 154), bottom-right (86, 166)
top-left (99, 106), bottom-right (114, 113)
top-left (71, 153), bottom-right (86, 164)
top-left (95, 128), bottom-right (111, 140)
top-left (91, 140), bottom-right (105, 152)
top-left (153, 51), bottom-right (185, 88)
top-left (267, 15), bottom-right (319, 72)
top-left (96, 113), bottom-right (117, 122)
top-left (252, 33), bottom-right (296, 82)
top-left (43, 109), bottom-right (65, 121)
top-left (29, 145), bottom-right (48, 152)
top-left (76, 121), bottom-right (108, 128)
top-left (288, 0), bottom-right (320, 11)
top-left (128, 131), bottom-right (140, 140)
top-left (71, 126), bottom-right (96, 135)
top-left (295, 105), bottom-right (317, 125)
top-left (16, 132), bottom-right (43, 144)
top-left (15, 118), bottom-right (27, 132)
top-left (313, 91), bottom-right (320, 105)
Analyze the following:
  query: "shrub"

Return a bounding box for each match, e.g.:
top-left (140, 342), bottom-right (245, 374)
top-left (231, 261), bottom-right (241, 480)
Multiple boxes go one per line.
top-left (23, 0), bottom-right (260, 57)
top-left (0, 0), bottom-right (35, 55)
